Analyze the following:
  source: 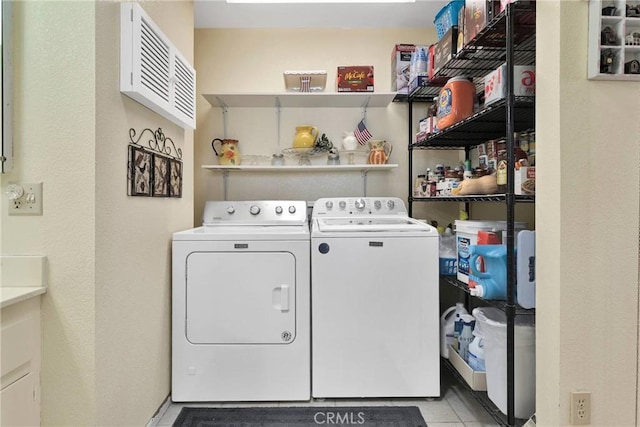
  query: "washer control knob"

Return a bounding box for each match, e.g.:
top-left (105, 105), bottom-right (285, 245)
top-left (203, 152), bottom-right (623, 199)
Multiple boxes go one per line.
top-left (355, 198), bottom-right (366, 210)
top-left (338, 200), bottom-right (347, 210)
top-left (386, 199), bottom-right (395, 210)
top-left (325, 201), bottom-right (334, 210)
top-left (249, 205), bottom-right (261, 215)
top-left (227, 206), bottom-right (236, 215)
top-left (288, 205), bottom-right (296, 214)
top-left (275, 206), bottom-right (283, 214)
top-left (374, 200), bottom-right (382, 210)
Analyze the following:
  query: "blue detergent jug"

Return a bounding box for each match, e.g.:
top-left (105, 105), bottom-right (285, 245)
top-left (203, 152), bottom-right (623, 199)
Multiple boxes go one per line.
top-left (468, 244), bottom-right (507, 299)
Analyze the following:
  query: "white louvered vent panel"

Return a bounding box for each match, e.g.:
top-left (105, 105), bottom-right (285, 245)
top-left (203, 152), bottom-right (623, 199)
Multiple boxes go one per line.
top-left (173, 55), bottom-right (195, 120)
top-left (120, 2), bottom-right (196, 129)
top-left (139, 17), bottom-right (170, 102)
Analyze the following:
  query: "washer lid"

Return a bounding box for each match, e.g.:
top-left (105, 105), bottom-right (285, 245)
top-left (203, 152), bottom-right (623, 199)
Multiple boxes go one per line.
top-left (315, 217), bottom-right (435, 233)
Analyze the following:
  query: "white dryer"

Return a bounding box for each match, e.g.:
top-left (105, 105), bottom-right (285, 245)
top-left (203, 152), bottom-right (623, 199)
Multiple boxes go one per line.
top-left (311, 197), bottom-right (440, 398)
top-left (172, 200), bottom-right (310, 402)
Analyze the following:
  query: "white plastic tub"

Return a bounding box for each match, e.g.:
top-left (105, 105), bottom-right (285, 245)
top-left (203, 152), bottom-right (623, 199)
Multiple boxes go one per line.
top-left (454, 220), bottom-right (527, 284)
top-left (472, 307), bottom-right (535, 420)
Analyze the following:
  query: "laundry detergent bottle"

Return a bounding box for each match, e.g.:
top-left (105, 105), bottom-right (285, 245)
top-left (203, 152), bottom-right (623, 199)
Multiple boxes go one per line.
top-left (440, 302), bottom-right (468, 358)
top-left (467, 334), bottom-right (485, 371)
top-left (468, 244), bottom-right (507, 300)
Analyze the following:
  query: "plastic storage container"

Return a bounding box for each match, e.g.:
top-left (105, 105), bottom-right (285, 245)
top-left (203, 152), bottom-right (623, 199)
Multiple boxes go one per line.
top-left (434, 0), bottom-right (465, 40)
top-left (440, 302), bottom-right (468, 358)
top-left (455, 220), bottom-right (527, 284)
top-left (436, 77), bottom-right (476, 130)
top-left (472, 307), bottom-right (536, 420)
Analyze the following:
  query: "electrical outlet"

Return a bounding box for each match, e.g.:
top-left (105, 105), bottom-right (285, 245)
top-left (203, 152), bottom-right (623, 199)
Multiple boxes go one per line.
top-left (570, 391), bottom-right (591, 425)
top-left (7, 182), bottom-right (43, 216)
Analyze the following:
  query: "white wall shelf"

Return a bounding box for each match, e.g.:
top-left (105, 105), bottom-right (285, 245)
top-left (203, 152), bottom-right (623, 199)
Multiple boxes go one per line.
top-left (202, 164), bottom-right (397, 172)
top-left (588, 0), bottom-right (640, 80)
top-left (202, 92), bottom-right (397, 109)
top-left (203, 164), bottom-right (397, 199)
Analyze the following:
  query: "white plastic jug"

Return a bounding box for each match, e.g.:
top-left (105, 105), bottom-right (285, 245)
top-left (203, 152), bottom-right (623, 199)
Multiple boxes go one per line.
top-left (468, 335), bottom-right (485, 371)
top-left (458, 315), bottom-right (475, 362)
top-left (440, 302), bottom-right (468, 358)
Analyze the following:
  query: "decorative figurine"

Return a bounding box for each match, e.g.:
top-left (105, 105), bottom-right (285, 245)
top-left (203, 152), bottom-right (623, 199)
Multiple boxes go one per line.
top-left (600, 49), bottom-right (616, 74)
top-left (601, 26), bottom-right (617, 45)
top-left (625, 59), bottom-right (640, 74)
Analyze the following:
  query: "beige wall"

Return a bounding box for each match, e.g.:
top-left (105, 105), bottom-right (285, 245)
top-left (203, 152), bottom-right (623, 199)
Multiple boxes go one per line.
top-left (537, 1), bottom-right (640, 425)
top-left (95, 1), bottom-right (193, 425)
top-left (1, 1), bottom-right (193, 425)
top-left (194, 28), bottom-right (462, 227)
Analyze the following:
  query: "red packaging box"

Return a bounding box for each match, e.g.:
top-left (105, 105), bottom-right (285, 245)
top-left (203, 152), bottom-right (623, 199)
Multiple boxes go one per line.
top-left (337, 66), bottom-right (374, 92)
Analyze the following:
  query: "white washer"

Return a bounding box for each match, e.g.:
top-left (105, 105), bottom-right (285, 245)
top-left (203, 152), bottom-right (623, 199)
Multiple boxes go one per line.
top-left (311, 197), bottom-right (440, 398)
top-left (172, 200), bottom-right (310, 402)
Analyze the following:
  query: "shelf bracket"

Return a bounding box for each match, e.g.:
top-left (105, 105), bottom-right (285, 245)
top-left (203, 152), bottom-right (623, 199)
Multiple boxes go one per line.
top-left (360, 98), bottom-right (369, 121)
top-left (216, 96), bottom-right (229, 139)
top-left (276, 97), bottom-right (282, 149)
top-left (222, 169), bottom-right (229, 201)
top-left (361, 170), bottom-right (368, 196)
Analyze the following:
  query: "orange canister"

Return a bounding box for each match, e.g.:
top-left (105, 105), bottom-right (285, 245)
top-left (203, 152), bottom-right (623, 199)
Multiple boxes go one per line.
top-left (436, 77), bottom-right (476, 130)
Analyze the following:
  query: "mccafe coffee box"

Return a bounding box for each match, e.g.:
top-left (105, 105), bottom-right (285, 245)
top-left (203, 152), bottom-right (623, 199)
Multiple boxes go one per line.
top-left (337, 66), bottom-right (374, 92)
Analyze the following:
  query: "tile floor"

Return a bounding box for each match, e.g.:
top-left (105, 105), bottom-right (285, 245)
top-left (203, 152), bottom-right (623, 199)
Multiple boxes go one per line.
top-left (151, 366), bottom-right (502, 427)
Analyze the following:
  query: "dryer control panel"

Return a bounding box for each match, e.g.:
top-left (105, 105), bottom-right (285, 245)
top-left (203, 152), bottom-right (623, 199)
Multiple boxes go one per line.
top-left (312, 197), bottom-right (407, 217)
top-left (203, 200), bottom-right (308, 225)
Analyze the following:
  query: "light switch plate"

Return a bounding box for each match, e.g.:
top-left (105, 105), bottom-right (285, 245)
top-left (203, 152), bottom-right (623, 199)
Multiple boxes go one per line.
top-left (7, 182), bottom-right (43, 216)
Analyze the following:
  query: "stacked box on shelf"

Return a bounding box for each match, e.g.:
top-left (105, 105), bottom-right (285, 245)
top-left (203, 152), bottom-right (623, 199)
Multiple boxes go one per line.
top-left (391, 44), bottom-right (415, 94)
top-left (337, 66), bottom-right (374, 92)
top-left (433, 27), bottom-right (459, 77)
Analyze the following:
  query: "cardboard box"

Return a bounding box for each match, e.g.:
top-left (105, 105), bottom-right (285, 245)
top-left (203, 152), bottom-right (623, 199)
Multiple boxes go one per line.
top-left (484, 64), bottom-right (535, 106)
top-left (464, 0), bottom-right (488, 45)
top-left (457, 5), bottom-right (466, 51)
top-left (337, 66), bottom-right (374, 92)
top-left (408, 75), bottom-right (430, 94)
top-left (484, 138), bottom-right (506, 165)
top-left (433, 26), bottom-right (458, 76)
top-left (436, 180), bottom-right (460, 196)
top-left (514, 166), bottom-right (535, 195)
top-left (391, 44), bottom-right (415, 94)
top-left (448, 345), bottom-right (487, 391)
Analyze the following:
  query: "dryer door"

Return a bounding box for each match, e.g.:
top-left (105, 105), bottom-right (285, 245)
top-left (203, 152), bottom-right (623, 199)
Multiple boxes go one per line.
top-left (185, 251), bottom-right (296, 344)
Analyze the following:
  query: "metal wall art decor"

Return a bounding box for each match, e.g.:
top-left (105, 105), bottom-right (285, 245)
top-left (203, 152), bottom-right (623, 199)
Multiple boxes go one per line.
top-left (127, 127), bottom-right (183, 198)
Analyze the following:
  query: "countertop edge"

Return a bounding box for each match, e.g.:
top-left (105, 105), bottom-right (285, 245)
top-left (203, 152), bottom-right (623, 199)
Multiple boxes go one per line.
top-left (0, 286), bottom-right (47, 309)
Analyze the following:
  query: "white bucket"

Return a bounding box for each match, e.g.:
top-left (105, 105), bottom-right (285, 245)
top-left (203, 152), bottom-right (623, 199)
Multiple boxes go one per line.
top-left (455, 220), bottom-right (527, 284)
top-left (472, 307), bottom-right (536, 420)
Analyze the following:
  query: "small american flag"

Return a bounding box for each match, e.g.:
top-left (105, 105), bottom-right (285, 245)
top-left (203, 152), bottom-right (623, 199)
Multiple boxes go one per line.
top-left (354, 119), bottom-right (372, 145)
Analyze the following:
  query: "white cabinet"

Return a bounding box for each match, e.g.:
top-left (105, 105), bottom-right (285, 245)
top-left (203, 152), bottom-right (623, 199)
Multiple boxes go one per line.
top-left (1, 297), bottom-right (41, 426)
top-left (588, 0), bottom-right (640, 80)
top-left (120, 2), bottom-right (196, 129)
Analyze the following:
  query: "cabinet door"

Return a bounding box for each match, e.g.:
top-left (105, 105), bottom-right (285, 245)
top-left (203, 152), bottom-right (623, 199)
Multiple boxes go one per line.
top-left (120, 2), bottom-right (196, 129)
top-left (1, 373), bottom-right (39, 426)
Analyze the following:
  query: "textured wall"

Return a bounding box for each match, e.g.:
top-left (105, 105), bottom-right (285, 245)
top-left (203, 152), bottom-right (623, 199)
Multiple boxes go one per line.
top-left (536, 1), bottom-right (640, 425)
top-left (94, 1), bottom-right (194, 425)
top-left (0, 1), bottom-right (194, 425)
